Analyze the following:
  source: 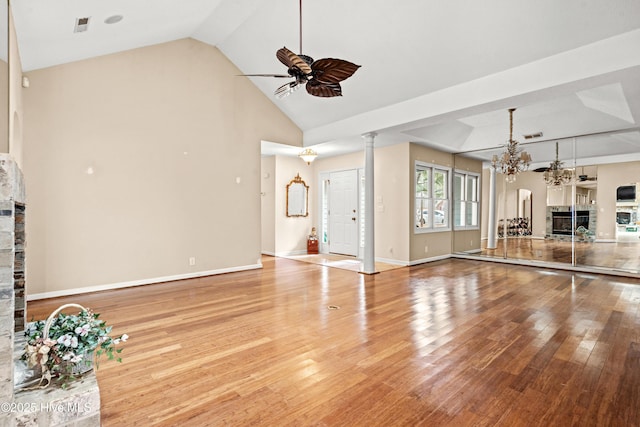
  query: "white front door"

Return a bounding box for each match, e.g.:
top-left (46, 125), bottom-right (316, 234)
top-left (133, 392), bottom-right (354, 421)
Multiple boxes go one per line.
top-left (329, 169), bottom-right (359, 256)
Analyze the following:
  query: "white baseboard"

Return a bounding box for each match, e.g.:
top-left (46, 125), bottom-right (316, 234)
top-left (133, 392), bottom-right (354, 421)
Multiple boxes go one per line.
top-left (462, 249), bottom-right (482, 254)
top-left (374, 257), bottom-right (409, 266)
top-left (408, 253), bottom-right (451, 266)
top-left (275, 250), bottom-right (308, 257)
top-left (27, 263), bottom-right (263, 301)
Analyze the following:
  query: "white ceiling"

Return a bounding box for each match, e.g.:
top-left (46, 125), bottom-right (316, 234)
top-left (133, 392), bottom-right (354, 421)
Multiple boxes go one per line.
top-left (11, 0), bottom-right (640, 165)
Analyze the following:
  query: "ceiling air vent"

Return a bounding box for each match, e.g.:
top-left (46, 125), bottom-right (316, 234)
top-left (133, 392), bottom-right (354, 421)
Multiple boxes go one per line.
top-left (74, 17), bottom-right (90, 33)
top-left (523, 132), bottom-right (543, 140)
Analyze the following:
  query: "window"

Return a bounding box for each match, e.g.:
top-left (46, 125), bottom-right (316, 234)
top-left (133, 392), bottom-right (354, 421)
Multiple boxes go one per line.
top-left (415, 162), bottom-right (450, 232)
top-left (453, 171), bottom-right (480, 229)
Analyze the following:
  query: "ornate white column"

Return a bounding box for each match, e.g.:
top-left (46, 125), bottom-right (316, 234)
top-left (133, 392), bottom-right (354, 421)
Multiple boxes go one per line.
top-left (361, 132), bottom-right (377, 274)
top-left (487, 166), bottom-right (497, 249)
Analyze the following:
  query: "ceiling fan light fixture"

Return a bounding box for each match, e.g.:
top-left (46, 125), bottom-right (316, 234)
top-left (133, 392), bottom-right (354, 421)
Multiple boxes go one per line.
top-left (299, 148), bottom-right (318, 165)
top-left (275, 81), bottom-right (299, 99)
top-left (240, 0), bottom-right (360, 99)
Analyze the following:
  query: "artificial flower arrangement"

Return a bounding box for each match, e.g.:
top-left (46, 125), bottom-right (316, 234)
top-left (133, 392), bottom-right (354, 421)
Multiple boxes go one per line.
top-left (21, 303), bottom-right (128, 388)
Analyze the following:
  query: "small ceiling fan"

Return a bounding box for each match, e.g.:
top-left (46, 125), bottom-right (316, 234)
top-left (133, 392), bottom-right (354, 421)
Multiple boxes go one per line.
top-left (577, 166), bottom-right (597, 182)
top-left (240, 0), bottom-right (360, 98)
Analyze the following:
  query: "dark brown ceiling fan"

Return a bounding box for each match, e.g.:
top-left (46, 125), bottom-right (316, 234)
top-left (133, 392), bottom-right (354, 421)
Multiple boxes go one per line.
top-left (240, 0), bottom-right (360, 98)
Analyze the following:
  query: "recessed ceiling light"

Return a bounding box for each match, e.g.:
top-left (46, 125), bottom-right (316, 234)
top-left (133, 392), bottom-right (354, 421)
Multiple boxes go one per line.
top-left (104, 15), bottom-right (124, 24)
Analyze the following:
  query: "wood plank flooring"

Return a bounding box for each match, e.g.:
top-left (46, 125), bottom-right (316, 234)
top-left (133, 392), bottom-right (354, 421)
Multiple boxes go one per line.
top-left (25, 256), bottom-right (640, 426)
top-left (281, 253), bottom-right (404, 272)
top-left (481, 238), bottom-right (640, 272)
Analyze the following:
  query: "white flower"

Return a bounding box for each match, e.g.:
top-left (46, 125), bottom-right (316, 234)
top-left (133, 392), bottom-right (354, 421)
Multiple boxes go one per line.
top-left (62, 351), bottom-right (75, 361)
top-left (75, 324), bottom-right (91, 336)
top-left (70, 353), bottom-right (84, 363)
top-left (57, 334), bottom-right (79, 348)
top-left (121, 334), bottom-right (129, 342)
top-left (58, 334), bottom-right (73, 347)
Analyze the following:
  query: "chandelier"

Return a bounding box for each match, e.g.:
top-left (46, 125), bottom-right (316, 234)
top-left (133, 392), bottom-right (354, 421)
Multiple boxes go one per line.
top-left (543, 142), bottom-right (573, 186)
top-left (298, 148), bottom-right (318, 164)
top-left (491, 108), bottom-right (531, 183)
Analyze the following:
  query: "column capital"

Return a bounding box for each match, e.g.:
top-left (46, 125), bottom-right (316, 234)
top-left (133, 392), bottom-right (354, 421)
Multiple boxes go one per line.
top-left (361, 132), bottom-right (378, 141)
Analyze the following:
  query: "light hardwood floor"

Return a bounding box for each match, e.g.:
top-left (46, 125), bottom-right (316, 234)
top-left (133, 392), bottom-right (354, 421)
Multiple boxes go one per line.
top-left (481, 237), bottom-right (640, 272)
top-left (26, 256), bottom-right (640, 426)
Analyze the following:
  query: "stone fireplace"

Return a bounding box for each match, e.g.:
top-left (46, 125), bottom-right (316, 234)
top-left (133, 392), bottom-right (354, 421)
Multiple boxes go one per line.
top-left (546, 205), bottom-right (597, 241)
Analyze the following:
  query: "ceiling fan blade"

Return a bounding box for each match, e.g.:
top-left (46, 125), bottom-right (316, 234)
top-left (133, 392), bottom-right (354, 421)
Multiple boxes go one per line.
top-left (276, 47), bottom-right (313, 75)
top-left (311, 58), bottom-right (360, 84)
top-left (306, 80), bottom-right (342, 97)
top-left (238, 73), bottom-right (293, 78)
top-left (532, 167), bottom-right (550, 173)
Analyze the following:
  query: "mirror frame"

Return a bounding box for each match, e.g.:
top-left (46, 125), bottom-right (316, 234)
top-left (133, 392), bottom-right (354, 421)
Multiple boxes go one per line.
top-left (286, 173), bottom-right (309, 217)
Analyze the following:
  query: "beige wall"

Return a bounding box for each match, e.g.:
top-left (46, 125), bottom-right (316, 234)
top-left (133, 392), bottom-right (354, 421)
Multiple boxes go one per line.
top-left (480, 161), bottom-right (640, 243)
top-left (374, 143), bottom-right (410, 262)
top-left (23, 38), bottom-right (301, 296)
top-left (8, 5), bottom-right (23, 165)
top-left (274, 155), bottom-right (315, 255)
top-left (260, 156), bottom-right (276, 254)
top-left (409, 143), bottom-right (454, 262)
top-left (0, 59), bottom-right (6, 153)
top-left (482, 169), bottom-right (553, 240)
top-left (0, 4), bottom-right (7, 153)
top-left (303, 143), bottom-right (411, 264)
top-left (596, 161), bottom-right (640, 240)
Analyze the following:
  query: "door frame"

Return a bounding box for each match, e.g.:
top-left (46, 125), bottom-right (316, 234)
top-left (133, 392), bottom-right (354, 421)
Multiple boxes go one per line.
top-left (317, 168), bottom-right (364, 258)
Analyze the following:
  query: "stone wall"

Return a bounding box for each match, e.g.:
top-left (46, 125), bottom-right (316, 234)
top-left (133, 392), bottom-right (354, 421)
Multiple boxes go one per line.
top-left (0, 154), bottom-right (25, 426)
top-left (545, 204), bottom-right (597, 241)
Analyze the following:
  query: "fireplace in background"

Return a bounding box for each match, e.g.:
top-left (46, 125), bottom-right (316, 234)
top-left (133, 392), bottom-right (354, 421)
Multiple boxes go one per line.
top-left (546, 205), bottom-right (597, 241)
top-left (552, 210), bottom-right (590, 235)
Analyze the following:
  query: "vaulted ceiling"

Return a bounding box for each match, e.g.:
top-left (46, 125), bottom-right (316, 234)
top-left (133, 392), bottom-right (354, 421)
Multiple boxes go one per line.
top-left (11, 0), bottom-right (640, 166)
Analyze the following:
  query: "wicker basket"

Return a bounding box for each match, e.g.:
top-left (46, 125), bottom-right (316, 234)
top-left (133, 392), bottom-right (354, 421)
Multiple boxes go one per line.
top-left (43, 303), bottom-right (95, 375)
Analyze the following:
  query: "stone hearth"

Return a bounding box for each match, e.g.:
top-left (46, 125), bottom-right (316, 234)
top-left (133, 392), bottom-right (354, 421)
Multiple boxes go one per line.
top-left (546, 205), bottom-right (597, 241)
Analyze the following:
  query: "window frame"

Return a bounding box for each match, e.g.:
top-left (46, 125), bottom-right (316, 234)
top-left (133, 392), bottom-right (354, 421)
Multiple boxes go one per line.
top-left (453, 169), bottom-right (481, 230)
top-left (414, 161), bottom-right (451, 233)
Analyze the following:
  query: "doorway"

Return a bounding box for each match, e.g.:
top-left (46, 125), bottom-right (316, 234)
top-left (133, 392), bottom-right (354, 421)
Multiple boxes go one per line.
top-left (326, 169), bottom-right (359, 256)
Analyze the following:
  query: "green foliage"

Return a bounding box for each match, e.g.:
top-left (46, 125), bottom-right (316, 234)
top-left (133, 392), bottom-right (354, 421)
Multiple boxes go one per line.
top-left (22, 308), bottom-right (128, 387)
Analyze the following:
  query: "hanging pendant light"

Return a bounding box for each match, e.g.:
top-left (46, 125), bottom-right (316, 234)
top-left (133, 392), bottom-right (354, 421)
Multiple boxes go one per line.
top-left (298, 148), bottom-right (318, 164)
top-left (491, 108), bottom-right (531, 183)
